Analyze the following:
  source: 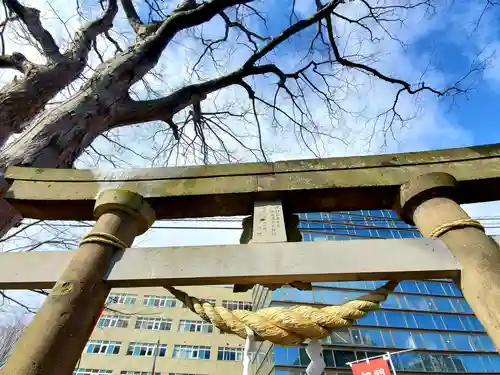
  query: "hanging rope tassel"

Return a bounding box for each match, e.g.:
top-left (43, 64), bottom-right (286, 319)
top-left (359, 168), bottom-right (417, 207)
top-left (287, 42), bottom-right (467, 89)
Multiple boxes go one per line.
top-left (163, 280), bottom-right (398, 346)
top-left (306, 340), bottom-right (326, 375)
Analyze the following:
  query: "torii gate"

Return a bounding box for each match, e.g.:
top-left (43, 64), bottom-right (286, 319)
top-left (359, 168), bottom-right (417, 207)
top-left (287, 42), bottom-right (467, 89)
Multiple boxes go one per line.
top-left (1, 143), bottom-right (500, 375)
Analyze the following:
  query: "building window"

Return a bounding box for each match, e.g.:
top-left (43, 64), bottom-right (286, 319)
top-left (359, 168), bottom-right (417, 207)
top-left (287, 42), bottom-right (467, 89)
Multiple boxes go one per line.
top-left (84, 341), bottom-right (121, 355)
top-left (377, 310), bottom-right (482, 332)
top-left (97, 315), bottom-right (129, 328)
top-left (217, 347), bottom-right (243, 361)
top-left (143, 295), bottom-right (177, 308)
top-left (135, 317), bottom-right (172, 331)
top-left (172, 345), bottom-right (211, 360)
top-left (73, 369), bottom-right (113, 375)
top-left (120, 372), bottom-right (161, 375)
top-left (182, 299), bottom-right (215, 308)
top-left (178, 320), bottom-right (213, 333)
top-left (222, 300), bottom-right (252, 311)
top-left (126, 342), bottom-right (167, 357)
top-left (106, 293), bottom-right (137, 305)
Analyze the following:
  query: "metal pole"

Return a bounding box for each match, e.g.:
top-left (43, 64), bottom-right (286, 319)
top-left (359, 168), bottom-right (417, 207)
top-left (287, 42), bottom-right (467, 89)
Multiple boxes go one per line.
top-left (1, 189), bottom-right (155, 375)
top-left (396, 172), bottom-right (500, 351)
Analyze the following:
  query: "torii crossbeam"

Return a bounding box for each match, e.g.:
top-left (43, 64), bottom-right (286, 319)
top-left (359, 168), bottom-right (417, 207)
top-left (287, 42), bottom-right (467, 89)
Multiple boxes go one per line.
top-left (2, 143), bottom-right (500, 375)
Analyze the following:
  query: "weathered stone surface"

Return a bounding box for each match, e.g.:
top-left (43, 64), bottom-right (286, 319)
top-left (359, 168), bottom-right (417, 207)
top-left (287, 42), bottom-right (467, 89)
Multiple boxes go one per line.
top-left (0, 168), bottom-right (22, 239)
top-left (4, 142), bottom-right (500, 220)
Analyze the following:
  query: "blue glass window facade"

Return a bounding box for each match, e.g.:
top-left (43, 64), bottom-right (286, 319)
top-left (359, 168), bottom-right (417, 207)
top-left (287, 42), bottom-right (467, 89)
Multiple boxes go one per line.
top-left (251, 210), bottom-right (500, 375)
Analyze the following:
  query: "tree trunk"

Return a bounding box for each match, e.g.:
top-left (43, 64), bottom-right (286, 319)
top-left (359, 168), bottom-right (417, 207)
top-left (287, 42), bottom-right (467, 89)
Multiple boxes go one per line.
top-left (0, 85), bottom-right (124, 168)
top-left (0, 60), bottom-right (94, 149)
top-left (0, 0), bottom-right (118, 150)
top-left (0, 33), bottom-right (174, 167)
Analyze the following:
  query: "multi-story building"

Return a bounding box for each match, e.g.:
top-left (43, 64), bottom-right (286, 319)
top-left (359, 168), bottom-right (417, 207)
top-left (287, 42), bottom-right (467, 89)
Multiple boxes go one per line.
top-left (251, 210), bottom-right (500, 375)
top-left (74, 285), bottom-right (253, 375)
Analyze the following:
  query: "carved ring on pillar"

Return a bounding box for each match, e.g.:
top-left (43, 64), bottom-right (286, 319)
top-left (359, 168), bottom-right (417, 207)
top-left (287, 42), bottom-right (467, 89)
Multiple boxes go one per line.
top-left (397, 172), bottom-right (458, 225)
top-left (93, 189), bottom-right (156, 235)
top-left (80, 189), bottom-right (156, 249)
top-left (396, 172), bottom-right (484, 237)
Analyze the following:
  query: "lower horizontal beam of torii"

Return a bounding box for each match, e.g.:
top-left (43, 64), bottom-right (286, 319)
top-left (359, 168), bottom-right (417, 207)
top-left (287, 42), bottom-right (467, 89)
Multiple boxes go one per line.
top-left (0, 237), bottom-right (468, 289)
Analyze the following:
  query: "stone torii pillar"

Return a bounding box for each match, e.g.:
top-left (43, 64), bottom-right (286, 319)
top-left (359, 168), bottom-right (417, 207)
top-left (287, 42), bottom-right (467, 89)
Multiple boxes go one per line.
top-left (1, 189), bottom-right (155, 375)
top-left (397, 172), bottom-right (500, 350)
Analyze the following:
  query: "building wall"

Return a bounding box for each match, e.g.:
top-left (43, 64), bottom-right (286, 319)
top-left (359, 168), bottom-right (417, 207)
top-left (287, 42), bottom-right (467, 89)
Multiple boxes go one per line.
top-left (251, 210), bottom-right (500, 375)
top-left (76, 286), bottom-right (252, 375)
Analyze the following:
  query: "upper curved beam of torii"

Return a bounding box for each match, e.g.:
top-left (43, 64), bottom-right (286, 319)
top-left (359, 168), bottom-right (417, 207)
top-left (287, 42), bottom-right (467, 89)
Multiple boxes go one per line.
top-left (2, 142), bottom-right (500, 221)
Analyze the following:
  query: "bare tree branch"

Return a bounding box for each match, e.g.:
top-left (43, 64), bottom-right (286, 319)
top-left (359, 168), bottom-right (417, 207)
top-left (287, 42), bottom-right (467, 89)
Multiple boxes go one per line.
top-left (0, 0), bottom-right (119, 148)
top-left (112, 1), bottom-right (347, 127)
top-left (0, 318), bottom-right (25, 366)
top-left (244, 0), bottom-right (342, 67)
top-left (121, 0), bottom-right (144, 33)
top-left (65, 0), bottom-right (118, 60)
top-left (138, 0), bottom-right (252, 62)
top-left (112, 63), bottom-right (283, 126)
top-left (2, 0), bottom-right (62, 61)
top-left (0, 291), bottom-right (35, 313)
top-left (120, 0), bottom-right (161, 37)
top-left (323, 7), bottom-right (464, 97)
top-left (0, 52), bottom-right (31, 72)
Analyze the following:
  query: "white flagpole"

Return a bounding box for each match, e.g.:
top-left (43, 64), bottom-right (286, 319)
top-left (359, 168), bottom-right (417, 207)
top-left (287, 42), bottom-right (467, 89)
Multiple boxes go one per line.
top-left (384, 352), bottom-right (398, 375)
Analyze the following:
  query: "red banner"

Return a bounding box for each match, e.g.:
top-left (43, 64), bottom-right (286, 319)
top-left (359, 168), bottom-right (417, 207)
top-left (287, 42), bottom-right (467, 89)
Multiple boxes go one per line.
top-left (351, 357), bottom-right (392, 375)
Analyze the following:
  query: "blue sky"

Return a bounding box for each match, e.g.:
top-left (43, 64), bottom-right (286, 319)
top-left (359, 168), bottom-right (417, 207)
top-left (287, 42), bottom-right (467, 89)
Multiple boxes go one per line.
top-left (404, 0), bottom-right (500, 148)
top-left (251, 0), bottom-right (500, 155)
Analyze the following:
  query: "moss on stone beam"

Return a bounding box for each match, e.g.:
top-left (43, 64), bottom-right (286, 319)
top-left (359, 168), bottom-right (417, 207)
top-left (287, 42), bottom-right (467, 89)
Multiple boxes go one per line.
top-left (4, 143), bottom-right (500, 220)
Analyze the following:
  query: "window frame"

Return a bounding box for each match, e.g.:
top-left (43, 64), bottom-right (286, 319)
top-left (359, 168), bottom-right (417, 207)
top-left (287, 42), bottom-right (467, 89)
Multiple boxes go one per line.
top-left (126, 342), bottom-right (167, 357)
top-left (217, 347), bottom-right (243, 361)
top-left (222, 300), bottom-right (252, 311)
top-left (135, 316), bottom-right (172, 331)
top-left (178, 319), bottom-right (213, 333)
top-left (172, 345), bottom-right (211, 360)
top-left (84, 340), bottom-right (121, 355)
top-left (106, 293), bottom-right (137, 305)
top-left (143, 295), bottom-right (177, 308)
top-left (96, 315), bottom-right (129, 329)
